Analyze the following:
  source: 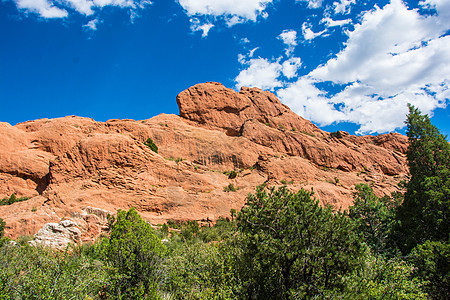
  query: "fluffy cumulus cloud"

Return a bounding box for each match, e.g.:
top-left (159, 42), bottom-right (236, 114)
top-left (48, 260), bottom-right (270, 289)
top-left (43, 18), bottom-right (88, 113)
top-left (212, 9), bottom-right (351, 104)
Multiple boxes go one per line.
top-left (15, 0), bottom-right (68, 18)
top-left (13, 0), bottom-right (152, 20)
top-left (177, 0), bottom-right (272, 36)
top-left (235, 56), bottom-right (284, 91)
top-left (238, 0), bottom-right (450, 134)
top-left (190, 18), bottom-right (214, 37)
top-left (278, 30), bottom-right (298, 56)
top-left (235, 32), bottom-right (302, 91)
top-left (333, 0), bottom-right (356, 14)
top-left (177, 0), bottom-right (272, 21)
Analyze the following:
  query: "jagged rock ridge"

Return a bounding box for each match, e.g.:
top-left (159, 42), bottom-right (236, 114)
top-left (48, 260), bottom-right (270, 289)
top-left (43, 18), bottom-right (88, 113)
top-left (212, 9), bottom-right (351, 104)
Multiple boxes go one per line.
top-left (0, 82), bottom-right (408, 242)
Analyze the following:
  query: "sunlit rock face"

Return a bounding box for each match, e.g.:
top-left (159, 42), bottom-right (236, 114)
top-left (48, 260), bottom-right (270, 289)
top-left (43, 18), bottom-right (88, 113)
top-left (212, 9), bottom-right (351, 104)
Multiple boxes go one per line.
top-left (0, 82), bottom-right (409, 243)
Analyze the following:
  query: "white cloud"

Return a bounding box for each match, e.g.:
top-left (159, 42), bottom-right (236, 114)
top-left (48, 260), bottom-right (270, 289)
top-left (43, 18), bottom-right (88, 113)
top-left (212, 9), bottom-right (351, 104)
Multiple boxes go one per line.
top-left (13, 0), bottom-right (152, 20)
top-left (190, 18), bottom-right (214, 37)
top-left (235, 51), bottom-right (302, 90)
top-left (240, 37), bottom-right (250, 44)
top-left (249, 47), bottom-right (259, 57)
top-left (297, 0), bottom-right (323, 9)
top-left (236, 0), bottom-right (450, 134)
top-left (178, 0), bottom-right (272, 35)
top-left (301, 22), bottom-right (326, 40)
top-left (177, 0), bottom-right (272, 21)
top-left (282, 0), bottom-right (450, 134)
top-left (83, 18), bottom-right (100, 30)
top-left (281, 57), bottom-right (302, 79)
top-left (235, 57), bottom-right (283, 91)
top-left (310, 0), bottom-right (450, 94)
top-left (64, 0), bottom-right (94, 15)
top-left (278, 77), bottom-right (345, 125)
top-left (278, 29), bottom-right (298, 56)
top-left (15, 0), bottom-right (68, 18)
top-left (322, 17), bottom-right (351, 27)
top-left (333, 0), bottom-right (355, 14)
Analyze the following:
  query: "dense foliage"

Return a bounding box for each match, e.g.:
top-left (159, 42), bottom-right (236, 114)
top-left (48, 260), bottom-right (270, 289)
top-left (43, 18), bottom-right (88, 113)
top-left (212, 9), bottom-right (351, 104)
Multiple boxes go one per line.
top-left (232, 186), bottom-right (364, 299)
top-left (395, 104), bottom-right (450, 254)
top-left (1, 105), bottom-right (448, 299)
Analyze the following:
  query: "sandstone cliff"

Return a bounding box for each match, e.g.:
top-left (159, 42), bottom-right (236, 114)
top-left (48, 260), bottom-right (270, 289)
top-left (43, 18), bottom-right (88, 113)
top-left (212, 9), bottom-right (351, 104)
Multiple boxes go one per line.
top-left (0, 82), bottom-right (409, 241)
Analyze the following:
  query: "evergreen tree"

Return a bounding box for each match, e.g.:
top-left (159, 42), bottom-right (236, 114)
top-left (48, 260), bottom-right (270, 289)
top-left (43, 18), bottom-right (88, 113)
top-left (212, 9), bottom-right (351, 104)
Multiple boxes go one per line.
top-left (231, 186), bottom-right (364, 299)
top-left (102, 208), bottom-right (166, 299)
top-left (395, 104), bottom-right (450, 253)
top-left (348, 184), bottom-right (399, 255)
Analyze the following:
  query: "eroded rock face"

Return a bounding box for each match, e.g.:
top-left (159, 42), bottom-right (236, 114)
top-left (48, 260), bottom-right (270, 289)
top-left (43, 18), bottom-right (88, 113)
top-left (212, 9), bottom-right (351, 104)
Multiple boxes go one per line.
top-left (177, 82), bottom-right (322, 137)
top-left (0, 82), bottom-right (409, 242)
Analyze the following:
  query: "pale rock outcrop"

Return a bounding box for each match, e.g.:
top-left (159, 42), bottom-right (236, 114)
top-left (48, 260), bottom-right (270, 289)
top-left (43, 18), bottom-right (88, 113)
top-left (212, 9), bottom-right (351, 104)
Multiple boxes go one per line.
top-left (29, 220), bottom-right (81, 249)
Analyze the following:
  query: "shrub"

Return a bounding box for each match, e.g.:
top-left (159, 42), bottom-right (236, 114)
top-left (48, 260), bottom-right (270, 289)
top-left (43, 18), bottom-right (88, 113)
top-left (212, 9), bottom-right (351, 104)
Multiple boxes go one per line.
top-left (224, 170), bottom-right (237, 179)
top-left (0, 194), bottom-right (30, 206)
top-left (330, 131), bottom-right (343, 139)
top-left (0, 243), bottom-right (108, 299)
top-left (223, 183), bottom-right (237, 192)
top-left (344, 253), bottom-right (428, 299)
top-left (144, 138), bottom-right (158, 153)
top-left (0, 218), bottom-right (5, 239)
top-left (409, 240), bottom-right (450, 299)
top-left (102, 208), bottom-right (166, 299)
top-left (349, 184), bottom-right (399, 254)
top-left (230, 186), bottom-right (364, 299)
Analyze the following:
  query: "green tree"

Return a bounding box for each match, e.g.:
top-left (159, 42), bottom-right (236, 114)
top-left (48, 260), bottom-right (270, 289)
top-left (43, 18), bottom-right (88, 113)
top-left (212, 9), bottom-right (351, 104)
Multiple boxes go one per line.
top-left (231, 186), bottom-right (364, 299)
top-left (349, 184), bottom-right (399, 255)
top-left (409, 240), bottom-right (450, 299)
top-left (102, 208), bottom-right (166, 299)
top-left (395, 105), bottom-right (450, 253)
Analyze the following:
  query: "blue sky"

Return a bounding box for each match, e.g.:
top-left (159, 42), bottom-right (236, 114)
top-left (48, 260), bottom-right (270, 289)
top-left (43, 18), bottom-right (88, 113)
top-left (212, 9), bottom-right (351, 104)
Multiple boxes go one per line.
top-left (1, 0), bottom-right (449, 137)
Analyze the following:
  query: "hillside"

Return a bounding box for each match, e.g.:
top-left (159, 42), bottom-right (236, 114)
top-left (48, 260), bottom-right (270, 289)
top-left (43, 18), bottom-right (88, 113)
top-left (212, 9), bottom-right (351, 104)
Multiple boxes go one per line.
top-left (0, 82), bottom-right (409, 241)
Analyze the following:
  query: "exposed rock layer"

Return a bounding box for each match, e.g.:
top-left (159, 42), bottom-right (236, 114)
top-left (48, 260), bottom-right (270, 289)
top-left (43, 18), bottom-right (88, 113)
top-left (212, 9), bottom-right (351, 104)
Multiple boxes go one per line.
top-left (0, 82), bottom-right (409, 241)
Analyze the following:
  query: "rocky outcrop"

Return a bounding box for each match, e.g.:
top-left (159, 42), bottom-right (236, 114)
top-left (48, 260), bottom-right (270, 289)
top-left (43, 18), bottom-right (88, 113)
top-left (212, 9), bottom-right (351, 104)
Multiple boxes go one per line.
top-left (0, 82), bottom-right (409, 242)
top-left (177, 82), bottom-right (408, 175)
top-left (28, 220), bottom-right (81, 249)
top-left (177, 82), bottom-right (322, 137)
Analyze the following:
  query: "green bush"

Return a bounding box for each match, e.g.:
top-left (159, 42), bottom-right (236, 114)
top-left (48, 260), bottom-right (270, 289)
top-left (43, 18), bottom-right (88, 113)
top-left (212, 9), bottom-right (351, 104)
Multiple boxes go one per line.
top-left (144, 138), bottom-right (158, 153)
top-left (344, 252), bottom-right (428, 299)
top-left (0, 218), bottom-right (5, 239)
top-left (223, 183), bottom-right (237, 192)
top-left (164, 242), bottom-right (236, 299)
top-left (0, 243), bottom-right (108, 299)
top-left (230, 186), bottom-right (364, 299)
top-left (330, 131), bottom-right (343, 139)
top-left (224, 170), bottom-right (237, 179)
top-left (0, 194), bottom-right (30, 206)
top-left (101, 208), bottom-right (166, 299)
top-left (409, 240), bottom-right (450, 299)
top-left (349, 184), bottom-right (399, 255)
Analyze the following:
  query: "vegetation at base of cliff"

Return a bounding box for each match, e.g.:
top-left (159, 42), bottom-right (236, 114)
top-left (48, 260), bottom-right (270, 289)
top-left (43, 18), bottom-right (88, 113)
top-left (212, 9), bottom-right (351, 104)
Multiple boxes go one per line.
top-left (0, 105), bottom-right (448, 299)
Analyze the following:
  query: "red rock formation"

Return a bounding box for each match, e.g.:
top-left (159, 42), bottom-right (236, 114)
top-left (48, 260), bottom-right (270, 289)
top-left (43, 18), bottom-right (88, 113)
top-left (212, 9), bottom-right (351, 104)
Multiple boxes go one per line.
top-left (0, 82), bottom-right (409, 242)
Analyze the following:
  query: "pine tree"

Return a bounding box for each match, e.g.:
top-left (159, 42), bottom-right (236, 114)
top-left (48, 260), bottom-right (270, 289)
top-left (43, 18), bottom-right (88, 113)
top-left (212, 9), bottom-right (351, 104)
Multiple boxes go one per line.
top-left (395, 104), bottom-right (450, 253)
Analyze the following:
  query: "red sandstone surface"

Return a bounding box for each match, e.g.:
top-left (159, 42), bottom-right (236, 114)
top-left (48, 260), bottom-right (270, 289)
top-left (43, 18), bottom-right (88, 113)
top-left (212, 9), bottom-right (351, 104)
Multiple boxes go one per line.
top-left (0, 82), bottom-right (409, 241)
